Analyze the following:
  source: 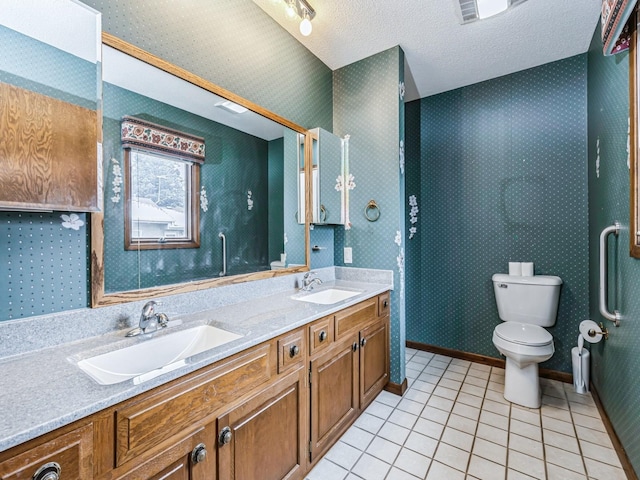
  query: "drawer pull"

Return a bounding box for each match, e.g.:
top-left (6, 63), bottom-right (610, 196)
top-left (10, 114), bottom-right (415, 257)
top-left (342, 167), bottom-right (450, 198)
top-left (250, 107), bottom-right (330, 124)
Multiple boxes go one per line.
top-left (360, 337), bottom-right (367, 348)
top-left (319, 330), bottom-right (327, 342)
top-left (219, 426), bottom-right (233, 446)
top-left (289, 345), bottom-right (300, 357)
top-left (32, 462), bottom-right (60, 480)
top-left (191, 443), bottom-right (207, 464)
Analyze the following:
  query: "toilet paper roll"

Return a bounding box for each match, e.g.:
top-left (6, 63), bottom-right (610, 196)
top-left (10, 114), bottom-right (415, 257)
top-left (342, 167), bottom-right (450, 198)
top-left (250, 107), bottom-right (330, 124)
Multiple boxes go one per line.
top-left (521, 262), bottom-right (534, 276)
top-left (509, 262), bottom-right (522, 276)
top-left (579, 319), bottom-right (603, 344)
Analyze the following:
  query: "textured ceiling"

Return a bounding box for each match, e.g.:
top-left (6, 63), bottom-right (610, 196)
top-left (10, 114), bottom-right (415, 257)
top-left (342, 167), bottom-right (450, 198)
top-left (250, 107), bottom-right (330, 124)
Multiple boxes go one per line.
top-left (253, 0), bottom-right (602, 101)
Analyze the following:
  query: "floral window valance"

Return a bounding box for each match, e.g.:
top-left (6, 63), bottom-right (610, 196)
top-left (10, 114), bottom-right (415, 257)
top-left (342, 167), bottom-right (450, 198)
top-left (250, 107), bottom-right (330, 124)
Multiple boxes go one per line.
top-left (601, 0), bottom-right (637, 56)
top-left (121, 116), bottom-right (205, 164)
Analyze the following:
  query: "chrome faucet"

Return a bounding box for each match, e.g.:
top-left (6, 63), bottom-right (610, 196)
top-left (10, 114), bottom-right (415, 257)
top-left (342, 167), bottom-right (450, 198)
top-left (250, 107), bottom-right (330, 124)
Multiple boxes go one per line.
top-left (301, 272), bottom-right (323, 292)
top-left (126, 300), bottom-right (170, 337)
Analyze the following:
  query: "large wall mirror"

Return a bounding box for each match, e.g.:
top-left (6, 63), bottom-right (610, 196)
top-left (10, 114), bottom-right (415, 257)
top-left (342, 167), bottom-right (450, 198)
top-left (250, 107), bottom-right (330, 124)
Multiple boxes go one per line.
top-left (631, 11), bottom-right (640, 258)
top-left (91, 34), bottom-right (311, 306)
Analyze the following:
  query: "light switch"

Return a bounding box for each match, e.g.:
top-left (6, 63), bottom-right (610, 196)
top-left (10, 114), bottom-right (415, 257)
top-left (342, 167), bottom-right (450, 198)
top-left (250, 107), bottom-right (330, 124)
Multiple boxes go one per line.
top-left (344, 247), bottom-right (352, 264)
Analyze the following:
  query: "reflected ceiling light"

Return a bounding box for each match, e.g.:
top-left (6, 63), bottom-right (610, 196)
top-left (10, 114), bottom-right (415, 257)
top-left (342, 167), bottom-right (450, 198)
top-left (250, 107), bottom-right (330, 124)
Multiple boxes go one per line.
top-left (280, 0), bottom-right (316, 35)
top-left (215, 100), bottom-right (248, 114)
top-left (455, 0), bottom-right (526, 23)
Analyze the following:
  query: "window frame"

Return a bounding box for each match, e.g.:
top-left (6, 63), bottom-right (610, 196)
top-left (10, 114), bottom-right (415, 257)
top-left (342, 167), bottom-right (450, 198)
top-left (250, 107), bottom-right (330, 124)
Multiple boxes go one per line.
top-left (123, 147), bottom-right (200, 251)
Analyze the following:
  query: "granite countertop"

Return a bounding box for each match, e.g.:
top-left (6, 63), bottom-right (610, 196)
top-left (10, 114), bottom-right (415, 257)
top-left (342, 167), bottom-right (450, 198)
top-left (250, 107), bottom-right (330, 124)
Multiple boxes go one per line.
top-left (0, 279), bottom-right (390, 452)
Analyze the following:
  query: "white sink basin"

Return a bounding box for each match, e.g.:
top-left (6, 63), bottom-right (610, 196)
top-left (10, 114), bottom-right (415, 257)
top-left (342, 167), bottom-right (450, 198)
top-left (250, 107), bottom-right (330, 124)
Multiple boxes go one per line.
top-left (76, 325), bottom-right (243, 385)
top-left (292, 288), bottom-right (362, 305)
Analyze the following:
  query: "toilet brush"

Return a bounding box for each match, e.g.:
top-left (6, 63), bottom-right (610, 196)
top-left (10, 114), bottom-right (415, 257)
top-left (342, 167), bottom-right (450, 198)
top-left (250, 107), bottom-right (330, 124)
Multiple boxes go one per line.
top-left (575, 334), bottom-right (587, 394)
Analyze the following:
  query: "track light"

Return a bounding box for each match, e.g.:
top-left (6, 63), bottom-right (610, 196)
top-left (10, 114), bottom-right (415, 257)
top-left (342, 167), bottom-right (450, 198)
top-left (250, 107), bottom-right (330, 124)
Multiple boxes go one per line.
top-left (280, 0), bottom-right (316, 35)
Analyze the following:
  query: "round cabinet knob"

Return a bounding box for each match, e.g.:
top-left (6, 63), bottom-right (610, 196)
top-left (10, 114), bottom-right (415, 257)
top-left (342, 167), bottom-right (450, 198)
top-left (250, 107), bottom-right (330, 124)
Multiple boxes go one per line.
top-left (319, 330), bottom-right (327, 342)
top-left (219, 426), bottom-right (232, 446)
top-left (191, 443), bottom-right (207, 464)
top-left (33, 462), bottom-right (61, 480)
top-left (383, 300), bottom-right (388, 308)
top-left (360, 337), bottom-right (367, 348)
top-left (352, 342), bottom-right (358, 352)
top-left (289, 345), bottom-right (300, 357)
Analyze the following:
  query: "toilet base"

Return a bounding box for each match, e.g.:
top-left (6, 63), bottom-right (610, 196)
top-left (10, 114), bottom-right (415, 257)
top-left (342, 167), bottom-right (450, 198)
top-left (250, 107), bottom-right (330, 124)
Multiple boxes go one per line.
top-left (503, 357), bottom-right (542, 408)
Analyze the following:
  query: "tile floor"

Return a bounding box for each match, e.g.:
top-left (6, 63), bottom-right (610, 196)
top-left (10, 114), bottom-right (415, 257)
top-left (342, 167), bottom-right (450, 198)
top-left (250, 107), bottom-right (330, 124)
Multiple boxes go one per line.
top-left (306, 348), bottom-right (628, 480)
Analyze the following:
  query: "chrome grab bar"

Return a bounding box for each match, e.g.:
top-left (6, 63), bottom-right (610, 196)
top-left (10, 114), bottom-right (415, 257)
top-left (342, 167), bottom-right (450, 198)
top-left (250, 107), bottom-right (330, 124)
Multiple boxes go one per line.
top-left (219, 232), bottom-right (227, 277)
top-left (599, 222), bottom-right (621, 326)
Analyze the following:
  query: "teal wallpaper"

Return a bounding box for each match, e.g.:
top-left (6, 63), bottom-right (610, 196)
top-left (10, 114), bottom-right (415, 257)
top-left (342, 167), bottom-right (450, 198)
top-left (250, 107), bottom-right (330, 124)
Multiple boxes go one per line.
top-left (587, 24), bottom-right (640, 475)
top-left (406, 55), bottom-right (590, 374)
top-left (82, 0), bottom-right (333, 131)
top-left (0, 25), bottom-right (97, 109)
top-left (333, 47), bottom-right (406, 385)
top-left (103, 82), bottom-right (285, 291)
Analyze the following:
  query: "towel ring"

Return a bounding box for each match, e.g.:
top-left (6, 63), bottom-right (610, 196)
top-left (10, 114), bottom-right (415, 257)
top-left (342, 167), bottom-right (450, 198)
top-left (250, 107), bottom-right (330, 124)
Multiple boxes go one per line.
top-left (364, 200), bottom-right (380, 222)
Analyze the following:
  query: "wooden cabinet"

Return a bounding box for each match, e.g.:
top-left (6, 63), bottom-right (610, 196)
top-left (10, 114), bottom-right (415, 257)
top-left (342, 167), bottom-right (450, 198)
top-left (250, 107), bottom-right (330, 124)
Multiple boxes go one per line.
top-left (0, 1), bottom-right (100, 212)
top-left (309, 335), bottom-right (359, 462)
top-left (0, 423), bottom-right (93, 480)
top-left (0, 292), bottom-right (390, 480)
top-left (217, 368), bottom-right (307, 480)
top-left (110, 424), bottom-right (215, 480)
top-left (308, 294), bottom-right (390, 463)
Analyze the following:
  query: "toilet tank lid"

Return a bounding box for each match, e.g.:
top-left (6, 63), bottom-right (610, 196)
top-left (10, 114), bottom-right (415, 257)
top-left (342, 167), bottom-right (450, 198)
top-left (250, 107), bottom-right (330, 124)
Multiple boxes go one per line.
top-left (492, 273), bottom-right (562, 286)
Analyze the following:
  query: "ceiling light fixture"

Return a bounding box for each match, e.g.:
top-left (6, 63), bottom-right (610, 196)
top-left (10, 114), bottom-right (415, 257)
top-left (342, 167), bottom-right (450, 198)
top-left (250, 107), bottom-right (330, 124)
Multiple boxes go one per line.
top-left (280, 0), bottom-right (316, 36)
top-left (454, 0), bottom-right (526, 23)
top-left (215, 100), bottom-right (248, 114)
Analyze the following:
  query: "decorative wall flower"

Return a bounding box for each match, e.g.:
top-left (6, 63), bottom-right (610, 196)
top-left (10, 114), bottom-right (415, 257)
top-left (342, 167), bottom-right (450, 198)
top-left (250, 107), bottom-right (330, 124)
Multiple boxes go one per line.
top-left (346, 173), bottom-right (356, 190)
top-left (399, 81), bottom-right (405, 101)
top-left (596, 137), bottom-right (600, 179)
top-left (200, 186), bottom-right (209, 212)
top-left (60, 214), bottom-right (84, 230)
top-left (394, 230), bottom-right (402, 247)
top-left (284, 233), bottom-right (288, 245)
top-left (247, 190), bottom-right (254, 210)
top-left (408, 194), bottom-right (419, 239)
top-left (399, 140), bottom-right (405, 175)
top-left (111, 158), bottom-right (122, 203)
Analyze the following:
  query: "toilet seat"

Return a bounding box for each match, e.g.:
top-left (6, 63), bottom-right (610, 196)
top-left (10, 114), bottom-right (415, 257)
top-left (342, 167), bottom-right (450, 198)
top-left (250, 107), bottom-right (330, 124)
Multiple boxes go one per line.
top-left (494, 322), bottom-right (552, 347)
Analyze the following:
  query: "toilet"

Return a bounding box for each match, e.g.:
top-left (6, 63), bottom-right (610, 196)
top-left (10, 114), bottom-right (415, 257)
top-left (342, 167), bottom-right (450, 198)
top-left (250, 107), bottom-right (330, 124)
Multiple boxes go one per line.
top-left (491, 273), bottom-right (562, 408)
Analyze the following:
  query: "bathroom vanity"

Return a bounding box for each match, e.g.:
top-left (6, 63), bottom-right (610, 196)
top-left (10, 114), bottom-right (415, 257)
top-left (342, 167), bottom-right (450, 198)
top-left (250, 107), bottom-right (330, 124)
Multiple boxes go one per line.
top-left (0, 287), bottom-right (390, 480)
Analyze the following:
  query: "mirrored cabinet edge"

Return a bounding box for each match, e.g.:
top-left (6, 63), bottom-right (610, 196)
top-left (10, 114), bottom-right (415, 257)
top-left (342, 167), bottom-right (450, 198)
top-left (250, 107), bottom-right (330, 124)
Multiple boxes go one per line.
top-left (90, 32), bottom-right (312, 308)
top-left (631, 9), bottom-right (640, 259)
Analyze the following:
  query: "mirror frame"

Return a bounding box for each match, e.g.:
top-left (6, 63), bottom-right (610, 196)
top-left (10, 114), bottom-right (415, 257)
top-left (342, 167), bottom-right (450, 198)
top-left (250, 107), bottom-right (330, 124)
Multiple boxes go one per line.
top-left (631, 10), bottom-right (640, 258)
top-left (91, 33), bottom-right (312, 307)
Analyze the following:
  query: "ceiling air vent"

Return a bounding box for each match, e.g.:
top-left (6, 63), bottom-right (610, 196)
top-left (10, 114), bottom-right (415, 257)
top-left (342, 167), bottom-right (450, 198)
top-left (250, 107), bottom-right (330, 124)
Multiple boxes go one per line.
top-left (454, 0), bottom-right (527, 24)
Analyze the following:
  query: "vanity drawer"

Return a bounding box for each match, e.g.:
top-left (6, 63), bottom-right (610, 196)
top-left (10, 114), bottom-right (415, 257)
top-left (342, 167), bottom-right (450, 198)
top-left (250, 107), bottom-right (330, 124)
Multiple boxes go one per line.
top-left (0, 423), bottom-right (93, 480)
top-left (335, 298), bottom-right (377, 340)
top-left (278, 329), bottom-right (305, 374)
top-left (309, 315), bottom-right (334, 356)
top-left (114, 344), bottom-right (273, 468)
top-left (377, 292), bottom-right (390, 317)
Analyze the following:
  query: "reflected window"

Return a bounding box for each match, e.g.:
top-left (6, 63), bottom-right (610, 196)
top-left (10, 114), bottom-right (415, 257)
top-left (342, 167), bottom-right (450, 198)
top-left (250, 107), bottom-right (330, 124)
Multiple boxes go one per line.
top-left (124, 148), bottom-right (200, 250)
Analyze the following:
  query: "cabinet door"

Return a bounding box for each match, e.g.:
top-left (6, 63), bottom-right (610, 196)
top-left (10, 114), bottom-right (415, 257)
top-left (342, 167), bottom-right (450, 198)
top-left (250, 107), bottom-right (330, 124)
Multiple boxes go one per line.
top-left (309, 335), bottom-right (359, 463)
top-left (0, 424), bottom-right (92, 480)
top-left (360, 317), bottom-right (389, 409)
top-left (113, 424), bottom-right (214, 480)
top-left (217, 368), bottom-right (307, 480)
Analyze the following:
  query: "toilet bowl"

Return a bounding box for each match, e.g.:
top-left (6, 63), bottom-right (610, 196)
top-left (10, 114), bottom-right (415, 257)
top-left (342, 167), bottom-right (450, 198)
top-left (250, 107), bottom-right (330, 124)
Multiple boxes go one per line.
top-left (492, 273), bottom-right (562, 408)
top-left (492, 322), bottom-right (554, 408)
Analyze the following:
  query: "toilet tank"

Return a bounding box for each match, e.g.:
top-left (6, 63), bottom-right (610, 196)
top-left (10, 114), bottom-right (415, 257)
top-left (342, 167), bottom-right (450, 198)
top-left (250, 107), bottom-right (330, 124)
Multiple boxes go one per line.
top-left (492, 274), bottom-right (562, 327)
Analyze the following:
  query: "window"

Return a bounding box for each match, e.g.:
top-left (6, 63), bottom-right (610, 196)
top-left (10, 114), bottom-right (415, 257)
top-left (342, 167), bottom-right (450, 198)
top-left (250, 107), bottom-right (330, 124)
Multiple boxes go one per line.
top-left (121, 116), bottom-right (204, 250)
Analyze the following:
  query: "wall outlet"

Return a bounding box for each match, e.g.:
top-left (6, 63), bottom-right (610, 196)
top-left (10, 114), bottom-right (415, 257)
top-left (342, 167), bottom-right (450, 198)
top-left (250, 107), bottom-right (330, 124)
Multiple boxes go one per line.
top-left (344, 247), bottom-right (353, 264)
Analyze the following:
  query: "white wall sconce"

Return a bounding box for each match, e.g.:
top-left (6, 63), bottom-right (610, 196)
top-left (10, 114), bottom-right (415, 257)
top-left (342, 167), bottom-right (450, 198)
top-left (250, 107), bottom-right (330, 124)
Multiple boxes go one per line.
top-left (278, 0), bottom-right (316, 36)
top-left (454, 0), bottom-right (527, 23)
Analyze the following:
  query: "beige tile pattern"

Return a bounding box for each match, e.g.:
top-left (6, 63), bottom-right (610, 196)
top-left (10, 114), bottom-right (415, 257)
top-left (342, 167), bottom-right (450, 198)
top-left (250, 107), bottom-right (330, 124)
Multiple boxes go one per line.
top-left (306, 349), bottom-right (629, 480)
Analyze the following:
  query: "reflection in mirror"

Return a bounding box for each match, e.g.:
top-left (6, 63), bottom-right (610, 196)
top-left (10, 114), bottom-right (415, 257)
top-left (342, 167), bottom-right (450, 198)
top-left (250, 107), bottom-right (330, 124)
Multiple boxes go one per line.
top-left (631, 12), bottom-right (640, 258)
top-left (298, 127), bottom-right (348, 225)
top-left (91, 35), bottom-right (309, 305)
